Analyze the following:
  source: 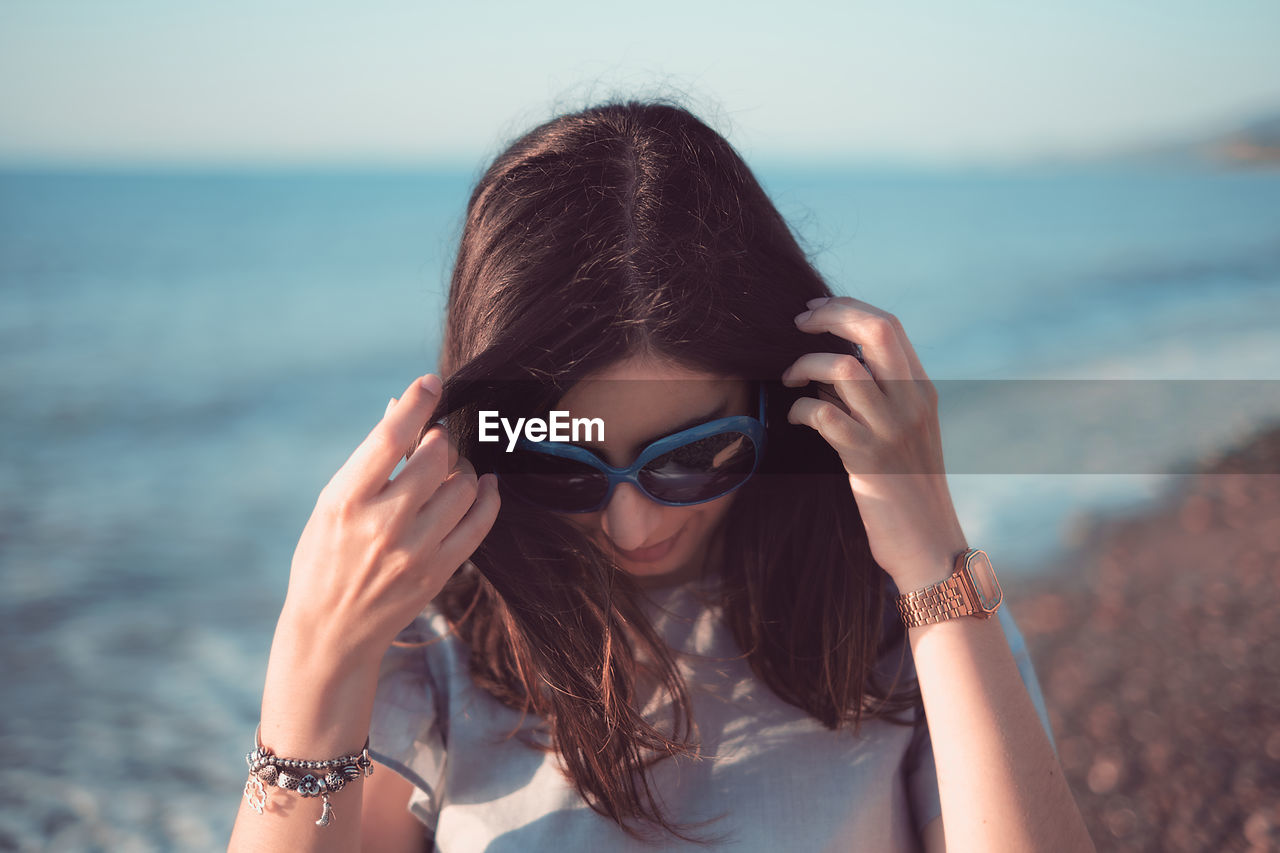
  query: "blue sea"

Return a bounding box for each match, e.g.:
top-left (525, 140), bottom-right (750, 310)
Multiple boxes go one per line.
top-left (1, 164), bottom-right (1278, 849)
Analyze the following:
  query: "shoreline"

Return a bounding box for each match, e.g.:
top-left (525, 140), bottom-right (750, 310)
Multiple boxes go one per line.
top-left (1006, 421), bottom-right (1280, 850)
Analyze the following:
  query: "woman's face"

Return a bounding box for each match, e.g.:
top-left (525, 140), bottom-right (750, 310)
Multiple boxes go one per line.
top-left (553, 354), bottom-right (752, 589)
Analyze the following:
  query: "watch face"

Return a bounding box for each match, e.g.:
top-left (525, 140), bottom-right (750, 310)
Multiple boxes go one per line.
top-left (966, 550), bottom-right (1003, 611)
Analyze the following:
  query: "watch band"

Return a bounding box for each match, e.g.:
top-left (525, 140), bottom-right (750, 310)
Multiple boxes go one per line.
top-left (895, 549), bottom-right (997, 628)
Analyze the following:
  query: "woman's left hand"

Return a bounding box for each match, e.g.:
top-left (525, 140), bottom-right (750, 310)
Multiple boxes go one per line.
top-left (781, 295), bottom-right (968, 592)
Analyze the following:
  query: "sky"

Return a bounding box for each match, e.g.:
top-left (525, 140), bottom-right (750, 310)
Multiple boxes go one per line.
top-left (1, 0), bottom-right (1278, 169)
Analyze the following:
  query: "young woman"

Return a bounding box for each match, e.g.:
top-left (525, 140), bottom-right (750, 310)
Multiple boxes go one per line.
top-left (228, 99), bottom-right (1094, 852)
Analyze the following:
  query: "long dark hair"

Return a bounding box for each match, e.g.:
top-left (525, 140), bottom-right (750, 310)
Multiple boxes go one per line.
top-left (408, 97), bottom-right (921, 845)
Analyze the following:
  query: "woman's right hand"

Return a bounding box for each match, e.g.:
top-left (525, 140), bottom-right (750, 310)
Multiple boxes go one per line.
top-left (231, 374), bottom-right (498, 850)
top-left (282, 372), bottom-right (500, 664)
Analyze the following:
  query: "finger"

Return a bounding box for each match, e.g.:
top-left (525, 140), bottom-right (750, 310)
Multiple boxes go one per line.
top-left (428, 422), bottom-right (460, 473)
top-left (385, 396), bottom-right (398, 417)
top-left (394, 422), bottom-right (471, 502)
top-left (332, 374), bottom-right (444, 500)
top-left (424, 473), bottom-right (502, 587)
top-left (409, 421), bottom-right (459, 474)
top-left (786, 395), bottom-right (871, 453)
top-left (794, 299), bottom-right (914, 386)
top-left (780, 352), bottom-right (888, 431)
top-left (404, 456), bottom-right (484, 557)
top-left (388, 424), bottom-right (459, 507)
top-left (807, 296), bottom-right (929, 381)
top-left (838, 296), bottom-right (931, 382)
top-left (413, 413), bottom-right (457, 470)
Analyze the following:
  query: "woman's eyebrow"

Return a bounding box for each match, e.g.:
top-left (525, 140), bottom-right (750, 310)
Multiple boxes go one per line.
top-left (573, 398), bottom-right (732, 454)
top-left (644, 400), bottom-right (732, 444)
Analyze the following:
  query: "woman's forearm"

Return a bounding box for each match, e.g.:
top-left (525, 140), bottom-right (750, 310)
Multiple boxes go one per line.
top-left (227, 374), bottom-right (493, 851)
top-left (903, 577), bottom-right (1095, 852)
top-left (227, 614), bottom-right (383, 853)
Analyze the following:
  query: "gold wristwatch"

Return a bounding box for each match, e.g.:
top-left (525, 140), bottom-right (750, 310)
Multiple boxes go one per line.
top-left (895, 548), bottom-right (1003, 628)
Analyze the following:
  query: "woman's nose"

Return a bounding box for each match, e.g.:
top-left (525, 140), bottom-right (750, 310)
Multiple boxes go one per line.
top-left (599, 482), bottom-right (664, 551)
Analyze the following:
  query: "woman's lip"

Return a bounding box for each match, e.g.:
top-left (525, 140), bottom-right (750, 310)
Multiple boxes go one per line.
top-left (613, 527), bottom-right (684, 563)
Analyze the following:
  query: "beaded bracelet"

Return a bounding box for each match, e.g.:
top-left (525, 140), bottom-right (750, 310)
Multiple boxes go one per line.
top-left (242, 724), bottom-right (374, 827)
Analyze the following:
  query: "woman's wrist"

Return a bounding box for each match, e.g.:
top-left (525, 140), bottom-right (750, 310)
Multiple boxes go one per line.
top-left (884, 538), bottom-right (968, 593)
top-left (258, 612), bottom-right (385, 758)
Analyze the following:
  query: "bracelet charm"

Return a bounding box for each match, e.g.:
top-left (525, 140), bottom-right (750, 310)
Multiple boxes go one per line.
top-left (243, 774), bottom-right (267, 815)
top-left (242, 724), bottom-right (373, 828)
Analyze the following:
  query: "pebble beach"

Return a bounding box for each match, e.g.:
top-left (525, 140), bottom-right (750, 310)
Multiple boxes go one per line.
top-left (1008, 423), bottom-right (1280, 852)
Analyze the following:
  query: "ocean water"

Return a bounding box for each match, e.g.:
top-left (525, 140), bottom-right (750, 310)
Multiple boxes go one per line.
top-left (1, 164), bottom-right (1277, 849)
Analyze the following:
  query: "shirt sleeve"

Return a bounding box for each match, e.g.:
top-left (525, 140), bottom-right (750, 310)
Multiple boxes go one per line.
top-left (905, 604), bottom-right (1057, 836)
top-left (368, 612), bottom-right (450, 835)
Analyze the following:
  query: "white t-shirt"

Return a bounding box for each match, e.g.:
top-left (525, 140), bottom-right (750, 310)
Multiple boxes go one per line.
top-left (369, 574), bottom-right (1054, 852)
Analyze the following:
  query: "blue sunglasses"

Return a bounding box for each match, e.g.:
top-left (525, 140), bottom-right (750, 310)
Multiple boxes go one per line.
top-left (494, 384), bottom-right (768, 513)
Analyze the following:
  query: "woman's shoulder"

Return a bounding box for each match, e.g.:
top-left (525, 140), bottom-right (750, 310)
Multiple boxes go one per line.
top-left (378, 598), bottom-right (465, 683)
top-left (370, 598), bottom-right (467, 762)
top-left (391, 598), bottom-right (455, 645)
top-left (368, 602), bottom-right (459, 835)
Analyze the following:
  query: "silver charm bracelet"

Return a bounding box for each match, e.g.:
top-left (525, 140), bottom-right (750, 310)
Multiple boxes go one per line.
top-left (242, 724), bottom-right (374, 828)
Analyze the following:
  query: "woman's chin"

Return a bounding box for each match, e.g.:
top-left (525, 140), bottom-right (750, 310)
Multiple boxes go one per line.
top-left (614, 548), bottom-right (683, 576)
top-left (621, 563), bottom-right (700, 589)
top-left (616, 544), bottom-right (706, 587)
top-left (619, 559), bottom-right (681, 578)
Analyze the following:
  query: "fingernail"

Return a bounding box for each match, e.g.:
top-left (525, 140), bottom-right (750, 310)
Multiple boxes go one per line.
top-left (385, 397), bottom-right (398, 415)
top-left (794, 310), bottom-right (812, 323)
top-left (806, 296), bottom-right (831, 308)
top-left (420, 374), bottom-right (442, 394)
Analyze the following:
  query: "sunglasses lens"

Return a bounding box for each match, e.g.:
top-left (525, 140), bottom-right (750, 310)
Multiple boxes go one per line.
top-left (638, 431), bottom-right (759, 504)
top-left (499, 451), bottom-right (610, 512)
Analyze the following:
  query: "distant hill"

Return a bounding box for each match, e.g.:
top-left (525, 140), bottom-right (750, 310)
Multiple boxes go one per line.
top-left (1209, 112), bottom-right (1280, 166)
top-left (1031, 106), bottom-right (1280, 170)
top-left (1105, 107), bottom-right (1280, 169)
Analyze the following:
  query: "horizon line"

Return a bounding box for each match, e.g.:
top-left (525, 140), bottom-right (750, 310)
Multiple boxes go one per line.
top-left (0, 151), bottom-right (1220, 176)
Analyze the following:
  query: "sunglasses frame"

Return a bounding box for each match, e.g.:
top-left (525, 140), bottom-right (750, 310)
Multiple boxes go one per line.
top-left (496, 382), bottom-right (768, 513)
